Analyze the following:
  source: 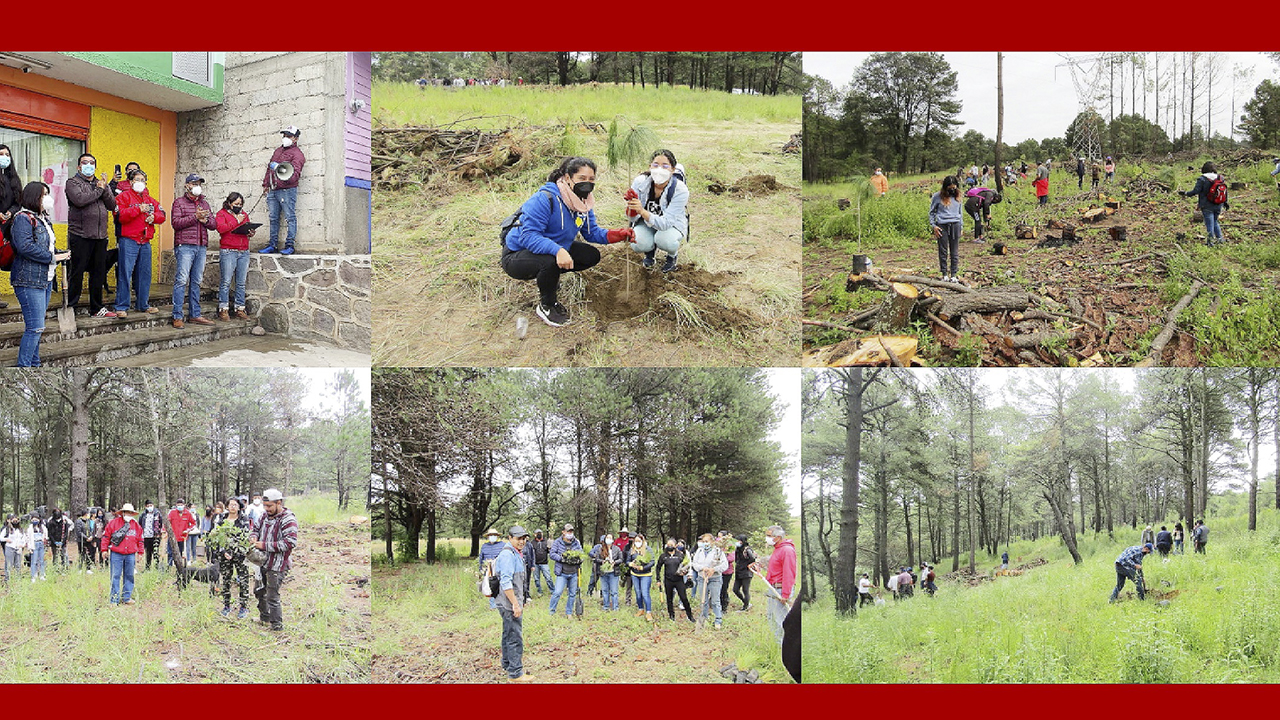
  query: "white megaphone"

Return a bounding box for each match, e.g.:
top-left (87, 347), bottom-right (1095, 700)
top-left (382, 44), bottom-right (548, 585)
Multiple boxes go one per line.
top-left (273, 162), bottom-right (295, 185)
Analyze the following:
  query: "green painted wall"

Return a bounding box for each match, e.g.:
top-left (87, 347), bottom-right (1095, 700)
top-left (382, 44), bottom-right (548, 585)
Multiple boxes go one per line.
top-left (62, 52), bottom-right (224, 103)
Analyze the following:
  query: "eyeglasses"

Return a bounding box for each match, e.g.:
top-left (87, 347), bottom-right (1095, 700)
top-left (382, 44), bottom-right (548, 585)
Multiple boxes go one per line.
top-left (649, 162), bottom-right (672, 170)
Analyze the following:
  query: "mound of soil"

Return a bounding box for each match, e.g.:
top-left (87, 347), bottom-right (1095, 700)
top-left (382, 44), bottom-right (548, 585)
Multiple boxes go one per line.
top-left (708, 174), bottom-right (790, 197)
top-left (584, 251), bottom-right (753, 332)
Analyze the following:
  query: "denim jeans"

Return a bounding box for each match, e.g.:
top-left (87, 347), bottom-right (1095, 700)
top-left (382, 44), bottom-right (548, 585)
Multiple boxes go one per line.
top-left (185, 534), bottom-right (198, 562)
top-left (599, 573), bottom-right (619, 610)
top-left (533, 563), bottom-right (552, 592)
top-left (1110, 563), bottom-right (1144, 602)
top-left (172, 244), bottom-right (207, 320)
top-left (53, 541), bottom-right (68, 567)
top-left (109, 550), bottom-right (135, 603)
top-left (115, 237), bottom-right (151, 312)
top-left (1203, 209), bottom-right (1222, 243)
top-left (218, 249), bottom-right (250, 310)
top-left (695, 574), bottom-right (723, 623)
top-left (267, 187), bottom-right (298, 247)
top-left (13, 280), bottom-right (52, 367)
top-left (631, 225), bottom-right (683, 256)
top-left (550, 572), bottom-right (578, 616)
top-left (29, 540), bottom-right (45, 579)
top-left (766, 593), bottom-right (787, 643)
top-left (498, 605), bottom-right (524, 678)
top-left (634, 574), bottom-right (653, 611)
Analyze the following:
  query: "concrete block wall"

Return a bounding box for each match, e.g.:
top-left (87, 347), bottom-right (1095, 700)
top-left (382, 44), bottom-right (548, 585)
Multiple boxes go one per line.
top-left (175, 52), bottom-right (363, 255)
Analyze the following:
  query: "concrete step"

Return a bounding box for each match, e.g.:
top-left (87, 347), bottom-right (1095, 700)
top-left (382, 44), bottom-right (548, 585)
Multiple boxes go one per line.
top-left (0, 284), bottom-right (197, 324)
top-left (0, 301), bottom-right (235, 350)
top-left (0, 316), bottom-right (257, 367)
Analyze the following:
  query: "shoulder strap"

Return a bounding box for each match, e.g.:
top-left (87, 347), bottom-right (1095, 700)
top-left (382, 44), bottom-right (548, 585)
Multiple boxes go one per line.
top-left (540, 187), bottom-right (556, 216)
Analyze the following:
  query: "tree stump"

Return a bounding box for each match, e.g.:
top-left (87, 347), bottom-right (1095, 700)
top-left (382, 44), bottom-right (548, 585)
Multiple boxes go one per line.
top-left (1109, 226), bottom-right (1127, 242)
top-left (992, 242), bottom-right (1006, 255)
top-left (1081, 207), bottom-right (1108, 223)
top-left (1015, 224), bottom-right (1037, 239)
top-left (1104, 199), bottom-right (1121, 210)
top-left (1192, 210), bottom-right (1203, 223)
top-left (1047, 218), bottom-right (1066, 230)
top-left (1061, 225), bottom-right (1077, 242)
top-left (880, 282), bottom-right (919, 330)
top-left (837, 198), bottom-right (851, 210)
top-left (1230, 182), bottom-right (1247, 191)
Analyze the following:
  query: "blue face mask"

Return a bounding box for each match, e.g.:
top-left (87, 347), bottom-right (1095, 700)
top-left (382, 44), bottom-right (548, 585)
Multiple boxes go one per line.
top-left (0, 156), bottom-right (10, 169)
top-left (81, 163), bottom-right (95, 177)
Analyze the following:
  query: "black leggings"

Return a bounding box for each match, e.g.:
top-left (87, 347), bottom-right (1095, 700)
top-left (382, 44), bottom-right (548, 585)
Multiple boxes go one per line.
top-left (733, 575), bottom-right (751, 608)
top-left (665, 578), bottom-right (694, 621)
top-left (720, 573), bottom-right (732, 610)
top-left (500, 243), bottom-right (601, 305)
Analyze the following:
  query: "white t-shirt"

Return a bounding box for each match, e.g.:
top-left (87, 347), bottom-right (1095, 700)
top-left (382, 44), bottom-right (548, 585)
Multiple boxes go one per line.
top-left (887, 574), bottom-right (899, 592)
top-left (858, 577), bottom-right (871, 594)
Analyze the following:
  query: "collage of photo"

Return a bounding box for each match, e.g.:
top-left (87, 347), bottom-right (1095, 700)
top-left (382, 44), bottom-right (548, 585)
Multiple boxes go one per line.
top-left (2, 50), bottom-right (1280, 685)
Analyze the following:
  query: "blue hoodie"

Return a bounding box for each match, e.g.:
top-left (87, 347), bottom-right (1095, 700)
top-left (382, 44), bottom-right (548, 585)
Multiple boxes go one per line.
top-left (504, 182), bottom-right (609, 255)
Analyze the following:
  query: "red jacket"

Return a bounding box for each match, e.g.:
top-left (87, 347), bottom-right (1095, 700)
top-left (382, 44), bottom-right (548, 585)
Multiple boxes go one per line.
top-left (766, 538), bottom-right (797, 601)
top-left (115, 188), bottom-right (166, 243)
top-left (263, 145), bottom-right (305, 190)
top-left (168, 508), bottom-right (196, 541)
top-left (215, 208), bottom-right (252, 251)
top-left (1033, 177), bottom-right (1049, 198)
top-left (100, 516), bottom-right (142, 555)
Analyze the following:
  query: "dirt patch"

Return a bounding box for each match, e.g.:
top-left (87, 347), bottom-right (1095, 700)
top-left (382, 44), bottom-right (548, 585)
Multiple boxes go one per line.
top-left (584, 250), bottom-right (754, 332)
top-left (710, 174), bottom-right (790, 197)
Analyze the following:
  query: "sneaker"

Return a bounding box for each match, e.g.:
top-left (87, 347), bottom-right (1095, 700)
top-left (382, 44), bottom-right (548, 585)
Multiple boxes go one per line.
top-left (535, 301), bottom-right (570, 327)
top-left (87, 569), bottom-right (94, 575)
top-left (270, 622), bottom-right (284, 631)
top-left (509, 674), bottom-right (536, 683)
top-left (642, 250), bottom-right (656, 268)
top-left (234, 309), bottom-right (250, 320)
top-left (221, 606), bottom-right (232, 617)
top-left (217, 309), bottom-right (230, 322)
top-left (279, 245), bottom-right (295, 256)
top-left (123, 599), bottom-right (135, 605)
top-left (238, 607), bottom-right (250, 620)
top-left (144, 306), bottom-right (159, 314)
top-left (172, 319), bottom-right (185, 329)
top-left (115, 310), bottom-right (128, 319)
top-left (714, 621), bottom-right (723, 630)
top-left (661, 254), bottom-right (678, 273)
top-left (190, 316), bottom-right (215, 326)
top-left (93, 308), bottom-right (117, 318)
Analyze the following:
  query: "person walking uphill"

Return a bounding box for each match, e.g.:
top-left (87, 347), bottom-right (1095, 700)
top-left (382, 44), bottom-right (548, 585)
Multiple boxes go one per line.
top-left (762, 525), bottom-right (797, 643)
top-left (548, 524), bottom-right (583, 617)
top-left (101, 505), bottom-right (143, 605)
top-left (112, 169), bottom-right (165, 319)
top-left (500, 156), bottom-right (635, 328)
top-left (170, 174), bottom-right (218, 328)
top-left (1192, 519), bottom-right (1209, 554)
top-left (625, 149), bottom-right (688, 273)
top-left (65, 153), bottom-right (118, 318)
top-left (1182, 162), bottom-right (1229, 247)
top-left (1109, 542), bottom-right (1151, 603)
top-left (928, 176), bottom-right (964, 284)
top-left (253, 488), bottom-right (298, 631)
top-left (8, 182), bottom-right (71, 366)
top-left (494, 526), bottom-right (533, 682)
top-left (261, 126), bottom-right (305, 255)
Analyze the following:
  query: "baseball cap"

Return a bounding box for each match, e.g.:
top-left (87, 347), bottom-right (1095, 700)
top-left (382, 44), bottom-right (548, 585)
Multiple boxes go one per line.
top-left (509, 526), bottom-right (529, 538)
top-left (184, 173), bottom-right (204, 184)
top-left (281, 125), bottom-right (300, 137)
top-left (562, 523), bottom-right (574, 532)
top-left (263, 488), bottom-right (284, 501)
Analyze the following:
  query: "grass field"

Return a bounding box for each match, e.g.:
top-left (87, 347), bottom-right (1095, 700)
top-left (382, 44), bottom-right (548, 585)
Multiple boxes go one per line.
top-left (0, 494), bottom-right (370, 683)
top-left (373, 83), bottom-right (801, 367)
top-left (804, 154), bottom-right (1280, 366)
top-left (372, 538), bottom-right (790, 683)
top-left (804, 508), bottom-right (1280, 682)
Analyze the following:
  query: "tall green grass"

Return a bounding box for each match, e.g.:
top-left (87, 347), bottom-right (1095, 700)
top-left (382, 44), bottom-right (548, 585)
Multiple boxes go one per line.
top-left (805, 509), bottom-right (1280, 682)
top-left (375, 82), bottom-right (800, 127)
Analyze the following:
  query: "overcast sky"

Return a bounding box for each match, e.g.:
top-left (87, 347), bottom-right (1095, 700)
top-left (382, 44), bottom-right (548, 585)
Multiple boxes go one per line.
top-left (805, 52), bottom-right (1280, 144)
top-left (766, 368), bottom-right (801, 517)
top-left (297, 368), bottom-right (370, 419)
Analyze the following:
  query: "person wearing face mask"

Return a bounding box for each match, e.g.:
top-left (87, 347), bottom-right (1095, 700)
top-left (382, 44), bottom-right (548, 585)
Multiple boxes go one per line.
top-left (547, 523), bottom-right (583, 617)
top-left (65, 153), bottom-right (118, 318)
top-left (167, 498), bottom-right (197, 569)
top-left (215, 192), bottom-right (256, 322)
top-left (73, 509), bottom-right (94, 573)
top-left (46, 508), bottom-right (74, 569)
top-left (7, 182), bottom-right (71, 366)
top-left (928, 175), bottom-right (964, 284)
top-left (101, 505), bottom-right (143, 605)
top-left (479, 527), bottom-right (505, 609)
top-left (261, 126), bottom-right (306, 255)
top-left (112, 170), bottom-right (166, 319)
top-left (759, 525), bottom-right (796, 643)
top-left (625, 149), bottom-right (688, 273)
top-left (26, 513), bottom-right (48, 581)
top-left (658, 539), bottom-right (694, 623)
top-left (110, 161), bottom-right (142, 241)
top-left (247, 495), bottom-right (266, 525)
top-left (170, 173), bottom-right (218, 329)
top-left (500, 156), bottom-right (635, 328)
top-left (612, 528), bottom-right (634, 606)
top-left (732, 533), bottom-right (756, 612)
top-left (590, 533), bottom-right (622, 611)
top-left (690, 533), bottom-right (729, 630)
top-left (0, 144), bottom-right (21, 308)
top-left (138, 500), bottom-right (165, 572)
top-left (0, 514), bottom-right (27, 584)
top-left (717, 532), bottom-right (736, 616)
top-left (528, 529), bottom-right (551, 596)
top-left (627, 533), bottom-right (657, 621)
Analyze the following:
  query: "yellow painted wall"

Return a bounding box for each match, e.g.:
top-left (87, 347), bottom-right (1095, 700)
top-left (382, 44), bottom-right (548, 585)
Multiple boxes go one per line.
top-left (89, 107), bottom-right (162, 282)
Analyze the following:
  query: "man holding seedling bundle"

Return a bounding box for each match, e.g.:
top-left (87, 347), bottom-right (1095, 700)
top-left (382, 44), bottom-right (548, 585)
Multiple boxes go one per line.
top-left (479, 528), bottom-right (504, 609)
top-left (548, 523), bottom-right (583, 617)
top-left (253, 488), bottom-right (298, 631)
top-left (1109, 542), bottom-right (1152, 603)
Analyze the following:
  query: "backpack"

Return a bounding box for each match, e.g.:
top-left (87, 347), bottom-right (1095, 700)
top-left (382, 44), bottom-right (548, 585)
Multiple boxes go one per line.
top-left (483, 546), bottom-right (517, 597)
top-left (1206, 175), bottom-right (1227, 205)
top-left (499, 188), bottom-right (557, 245)
top-left (634, 167), bottom-right (692, 240)
top-left (0, 213), bottom-right (36, 272)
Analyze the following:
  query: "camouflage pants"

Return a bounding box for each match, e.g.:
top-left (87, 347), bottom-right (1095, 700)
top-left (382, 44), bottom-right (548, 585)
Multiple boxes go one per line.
top-left (219, 556), bottom-right (250, 608)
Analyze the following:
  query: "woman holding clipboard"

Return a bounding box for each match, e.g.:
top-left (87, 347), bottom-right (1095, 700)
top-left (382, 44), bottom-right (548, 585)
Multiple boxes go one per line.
top-left (215, 192), bottom-right (259, 321)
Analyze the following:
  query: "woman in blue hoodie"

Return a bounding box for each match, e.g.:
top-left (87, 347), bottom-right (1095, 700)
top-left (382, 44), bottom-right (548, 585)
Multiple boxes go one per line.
top-left (500, 157), bottom-right (635, 328)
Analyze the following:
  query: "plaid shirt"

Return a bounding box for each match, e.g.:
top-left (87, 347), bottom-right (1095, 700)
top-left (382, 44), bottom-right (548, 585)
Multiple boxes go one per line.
top-left (255, 508), bottom-right (298, 572)
top-left (1115, 545), bottom-right (1146, 570)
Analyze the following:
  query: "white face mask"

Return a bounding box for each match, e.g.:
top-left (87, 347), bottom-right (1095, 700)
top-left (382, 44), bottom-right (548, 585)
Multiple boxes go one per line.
top-left (649, 167), bottom-right (672, 184)
top-left (190, 185), bottom-right (202, 197)
top-left (282, 138), bottom-right (293, 148)
top-left (564, 533), bottom-right (574, 541)
top-left (132, 181), bottom-right (146, 193)
top-left (175, 505), bottom-right (184, 512)
top-left (0, 156), bottom-right (10, 169)
top-left (146, 506), bottom-right (154, 512)
top-left (487, 535), bottom-right (499, 543)
top-left (41, 196), bottom-right (54, 213)
top-left (765, 536), bottom-right (776, 546)
top-left (254, 499), bottom-right (262, 506)
top-left (80, 163), bottom-right (95, 177)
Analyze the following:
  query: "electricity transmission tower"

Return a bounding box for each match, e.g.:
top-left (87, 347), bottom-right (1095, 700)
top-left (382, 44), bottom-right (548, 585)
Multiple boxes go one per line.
top-left (1056, 53), bottom-right (1108, 162)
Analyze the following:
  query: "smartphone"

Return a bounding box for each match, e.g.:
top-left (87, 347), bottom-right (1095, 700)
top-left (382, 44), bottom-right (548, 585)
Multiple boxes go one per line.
top-left (114, 164), bottom-right (122, 180)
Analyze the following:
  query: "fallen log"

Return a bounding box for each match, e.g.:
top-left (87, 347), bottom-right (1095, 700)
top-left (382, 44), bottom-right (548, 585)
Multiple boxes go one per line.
top-left (936, 286), bottom-right (1031, 318)
top-left (846, 273), bottom-right (885, 292)
top-left (1004, 329), bottom-right (1083, 349)
top-left (924, 310), bottom-right (964, 337)
top-left (1135, 280), bottom-right (1207, 367)
top-left (880, 282), bottom-right (919, 330)
top-left (889, 275), bottom-right (975, 294)
top-left (1015, 224), bottom-right (1037, 239)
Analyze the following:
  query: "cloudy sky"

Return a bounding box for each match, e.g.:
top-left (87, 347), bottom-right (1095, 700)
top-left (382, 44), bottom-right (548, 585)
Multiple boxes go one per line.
top-left (805, 52), bottom-right (1280, 144)
top-left (297, 368), bottom-right (370, 419)
top-left (765, 368), bottom-right (801, 517)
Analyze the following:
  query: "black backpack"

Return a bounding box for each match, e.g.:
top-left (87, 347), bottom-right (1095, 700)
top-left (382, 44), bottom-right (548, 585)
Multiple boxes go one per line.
top-left (486, 546), bottom-right (518, 597)
top-left (499, 188), bottom-right (557, 245)
top-left (633, 171), bottom-right (692, 241)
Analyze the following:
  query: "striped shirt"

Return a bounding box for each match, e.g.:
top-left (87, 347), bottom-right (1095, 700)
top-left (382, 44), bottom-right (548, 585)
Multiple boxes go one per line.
top-left (255, 508), bottom-right (298, 572)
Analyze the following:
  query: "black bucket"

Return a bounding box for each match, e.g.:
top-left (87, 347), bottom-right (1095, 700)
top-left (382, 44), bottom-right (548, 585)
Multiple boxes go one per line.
top-left (851, 254), bottom-right (869, 274)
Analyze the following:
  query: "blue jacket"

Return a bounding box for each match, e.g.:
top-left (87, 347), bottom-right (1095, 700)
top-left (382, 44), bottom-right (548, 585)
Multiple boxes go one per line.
top-left (1115, 545), bottom-right (1146, 570)
top-left (8, 210), bottom-right (56, 289)
top-left (504, 182), bottom-right (609, 255)
top-left (1182, 173), bottom-right (1227, 213)
top-left (928, 193), bottom-right (964, 229)
top-left (494, 542), bottom-right (526, 612)
top-left (548, 535), bottom-right (583, 576)
top-left (629, 173), bottom-right (689, 236)
top-left (478, 538), bottom-right (505, 572)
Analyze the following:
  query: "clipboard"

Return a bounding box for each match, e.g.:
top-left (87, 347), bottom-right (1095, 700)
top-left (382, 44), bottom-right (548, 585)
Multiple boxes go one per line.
top-left (230, 222), bottom-right (263, 236)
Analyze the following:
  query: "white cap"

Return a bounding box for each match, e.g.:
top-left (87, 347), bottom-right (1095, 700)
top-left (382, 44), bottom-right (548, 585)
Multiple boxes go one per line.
top-left (280, 125), bottom-right (300, 137)
top-left (263, 488), bottom-right (284, 501)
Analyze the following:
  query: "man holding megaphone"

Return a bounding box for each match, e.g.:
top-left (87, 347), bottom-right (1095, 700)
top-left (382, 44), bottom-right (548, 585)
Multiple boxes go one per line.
top-left (260, 125), bottom-right (306, 255)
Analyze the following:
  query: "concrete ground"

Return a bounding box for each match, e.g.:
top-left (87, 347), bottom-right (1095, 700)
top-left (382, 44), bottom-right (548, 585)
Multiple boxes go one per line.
top-left (108, 334), bottom-right (371, 367)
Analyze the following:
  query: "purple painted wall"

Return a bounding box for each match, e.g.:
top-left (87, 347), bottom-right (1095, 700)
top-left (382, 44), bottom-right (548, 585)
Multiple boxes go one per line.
top-left (344, 52), bottom-right (372, 182)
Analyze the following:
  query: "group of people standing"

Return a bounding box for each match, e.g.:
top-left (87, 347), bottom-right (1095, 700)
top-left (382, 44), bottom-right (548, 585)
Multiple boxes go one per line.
top-left (1109, 519), bottom-right (1209, 603)
top-left (1, 127), bottom-right (305, 366)
top-left (486, 522), bottom-right (796, 681)
top-left (0, 490), bottom-right (297, 630)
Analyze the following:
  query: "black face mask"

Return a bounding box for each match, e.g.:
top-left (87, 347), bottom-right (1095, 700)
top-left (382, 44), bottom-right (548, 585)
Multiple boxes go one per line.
top-left (572, 181), bottom-right (594, 199)
top-left (231, 205), bottom-right (243, 213)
